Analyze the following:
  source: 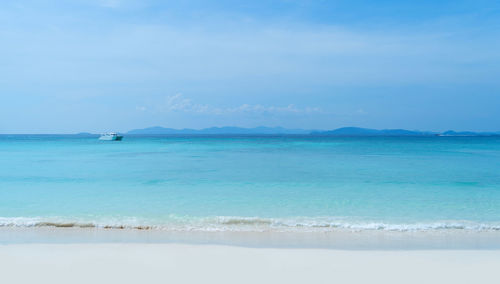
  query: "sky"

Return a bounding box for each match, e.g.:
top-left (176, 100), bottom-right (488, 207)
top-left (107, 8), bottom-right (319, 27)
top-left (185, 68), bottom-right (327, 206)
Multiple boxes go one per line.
top-left (0, 0), bottom-right (499, 133)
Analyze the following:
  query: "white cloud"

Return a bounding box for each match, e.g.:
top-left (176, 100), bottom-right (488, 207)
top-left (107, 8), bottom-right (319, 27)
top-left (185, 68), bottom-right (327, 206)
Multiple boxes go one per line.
top-left (156, 94), bottom-right (323, 115)
top-left (226, 103), bottom-right (321, 114)
top-left (355, 109), bottom-right (367, 115)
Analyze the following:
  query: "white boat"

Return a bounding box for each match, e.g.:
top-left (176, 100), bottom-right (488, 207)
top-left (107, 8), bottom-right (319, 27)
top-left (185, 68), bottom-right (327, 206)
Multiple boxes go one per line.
top-left (99, 133), bottom-right (123, 141)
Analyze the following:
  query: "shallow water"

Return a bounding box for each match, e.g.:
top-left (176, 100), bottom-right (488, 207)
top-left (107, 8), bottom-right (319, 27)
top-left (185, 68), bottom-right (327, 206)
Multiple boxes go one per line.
top-left (1, 135), bottom-right (500, 233)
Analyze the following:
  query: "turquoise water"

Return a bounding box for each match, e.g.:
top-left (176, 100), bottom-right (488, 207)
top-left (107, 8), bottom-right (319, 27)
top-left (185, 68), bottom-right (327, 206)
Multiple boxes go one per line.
top-left (1, 135), bottom-right (500, 231)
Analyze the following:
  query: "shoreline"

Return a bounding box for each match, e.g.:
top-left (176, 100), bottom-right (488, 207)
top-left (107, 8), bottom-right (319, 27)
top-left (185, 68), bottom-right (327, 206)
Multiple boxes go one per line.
top-left (2, 243), bottom-right (500, 284)
top-left (2, 227), bottom-right (500, 250)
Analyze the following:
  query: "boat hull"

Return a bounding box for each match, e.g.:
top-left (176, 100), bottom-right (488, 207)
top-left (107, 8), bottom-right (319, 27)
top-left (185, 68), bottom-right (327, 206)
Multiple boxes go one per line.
top-left (99, 135), bottom-right (123, 141)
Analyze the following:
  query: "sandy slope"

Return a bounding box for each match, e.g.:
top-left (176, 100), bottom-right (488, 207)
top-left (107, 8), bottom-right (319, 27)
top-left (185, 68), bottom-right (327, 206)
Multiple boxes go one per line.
top-left (1, 244), bottom-right (499, 284)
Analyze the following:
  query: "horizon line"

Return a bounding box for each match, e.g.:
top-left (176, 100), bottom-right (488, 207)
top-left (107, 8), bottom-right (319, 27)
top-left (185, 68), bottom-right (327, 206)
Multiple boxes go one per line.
top-left (1, 126), bottom-right (499, 135)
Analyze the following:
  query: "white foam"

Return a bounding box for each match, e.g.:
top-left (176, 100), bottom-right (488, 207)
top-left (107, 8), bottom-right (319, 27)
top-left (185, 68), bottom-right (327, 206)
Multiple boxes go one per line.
top-left (1, 216), bottom-right (499, 232)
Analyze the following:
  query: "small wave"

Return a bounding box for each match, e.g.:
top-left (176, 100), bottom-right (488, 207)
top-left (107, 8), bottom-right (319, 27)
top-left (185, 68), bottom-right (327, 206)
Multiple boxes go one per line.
top-left (0, 217), bottom-right (154, 230)
top-left (213, 217), bottom-right (500, 232)
top-left (216, 217), bottom-right (273, 226)
top-left (1, 216), bottom-right (500, 232)
top-left (36, 222), bottom-right (96, 228)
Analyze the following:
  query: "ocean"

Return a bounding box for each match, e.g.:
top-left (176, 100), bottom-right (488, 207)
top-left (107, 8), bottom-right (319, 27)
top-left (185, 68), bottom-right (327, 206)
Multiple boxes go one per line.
top-left (1, 135), bottom-right (500, 234)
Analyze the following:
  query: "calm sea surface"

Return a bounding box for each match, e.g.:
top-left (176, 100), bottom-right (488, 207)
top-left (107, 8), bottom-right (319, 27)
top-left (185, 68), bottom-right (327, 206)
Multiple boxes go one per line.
top-left (1, 135), bottom-right (499, 232)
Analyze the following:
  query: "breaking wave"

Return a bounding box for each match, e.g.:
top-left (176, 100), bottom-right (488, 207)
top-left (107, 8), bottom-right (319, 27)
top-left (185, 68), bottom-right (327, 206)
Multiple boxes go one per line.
top-left (1, 216), bottom-right (500, 232)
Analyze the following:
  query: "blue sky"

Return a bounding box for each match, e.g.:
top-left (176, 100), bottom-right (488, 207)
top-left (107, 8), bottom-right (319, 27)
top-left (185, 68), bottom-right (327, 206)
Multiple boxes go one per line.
top-left (0, 0), bottom-right (499, 133)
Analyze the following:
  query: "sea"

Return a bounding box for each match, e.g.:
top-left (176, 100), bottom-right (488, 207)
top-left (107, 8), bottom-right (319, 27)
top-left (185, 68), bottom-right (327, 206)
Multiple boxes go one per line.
top-left (1, 135), bottom-right (500, 242)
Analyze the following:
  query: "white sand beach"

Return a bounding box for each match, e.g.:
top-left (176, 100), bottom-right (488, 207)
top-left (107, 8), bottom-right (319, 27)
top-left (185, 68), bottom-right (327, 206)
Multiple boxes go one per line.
top-left (1, 244), bottom-right (499, 284)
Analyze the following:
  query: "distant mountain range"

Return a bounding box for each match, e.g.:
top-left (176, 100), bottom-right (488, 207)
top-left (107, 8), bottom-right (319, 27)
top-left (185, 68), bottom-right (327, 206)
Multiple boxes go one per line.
top-left (127, 126), bottom-right (311, 135)
top-left (311, 127), bottom-right (435, 136)
top-left (126, 126), bottom-right (500, 136)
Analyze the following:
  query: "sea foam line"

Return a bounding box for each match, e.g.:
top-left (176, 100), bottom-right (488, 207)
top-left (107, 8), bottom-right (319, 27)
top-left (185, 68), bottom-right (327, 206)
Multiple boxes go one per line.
top-left (1, 216), bottom-right (500, 232)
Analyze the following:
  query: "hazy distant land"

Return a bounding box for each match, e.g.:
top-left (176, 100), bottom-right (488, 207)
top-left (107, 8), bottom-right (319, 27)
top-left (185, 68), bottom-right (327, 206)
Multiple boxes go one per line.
top-left (127, 126), bottom-right (312, 135)
top-left (125, 126), bottom-right (500, 136)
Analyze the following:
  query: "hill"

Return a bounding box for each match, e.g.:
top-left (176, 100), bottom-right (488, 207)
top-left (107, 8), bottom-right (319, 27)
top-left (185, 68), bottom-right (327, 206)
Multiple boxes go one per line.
top-left (127, 126), bottom-right (311, 135)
